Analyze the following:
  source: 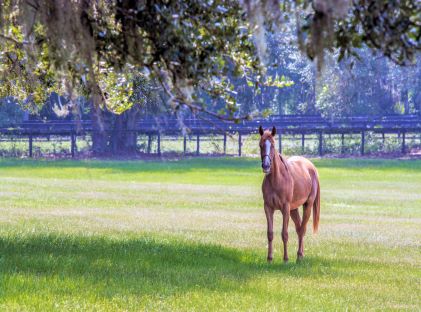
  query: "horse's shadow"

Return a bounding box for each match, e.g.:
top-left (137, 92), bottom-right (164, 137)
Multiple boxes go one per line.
top-left (0, 234), bottom-right (362, 298)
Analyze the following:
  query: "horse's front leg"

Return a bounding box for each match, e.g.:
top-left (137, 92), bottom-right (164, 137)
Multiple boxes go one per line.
top-left (290, 209), bottom-right (303, 261)
top-left (264, 205), bottom-right (274, 263)
top-left (281, 204), bottom-right (290, 262)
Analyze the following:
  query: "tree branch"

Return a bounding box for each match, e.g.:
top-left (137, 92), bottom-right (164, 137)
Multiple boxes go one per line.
top-left (153, 66), bottom-right (254, 123)
top-left (0, 34), bottom-right (29, 46)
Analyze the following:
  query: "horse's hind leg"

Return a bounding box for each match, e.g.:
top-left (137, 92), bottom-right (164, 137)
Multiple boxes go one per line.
top-left (290, 209), bottom-right (303, 260)
top-left (299, 200), bottom-right (313, 257)
top-left (301, 202), bottom-right (312, 235)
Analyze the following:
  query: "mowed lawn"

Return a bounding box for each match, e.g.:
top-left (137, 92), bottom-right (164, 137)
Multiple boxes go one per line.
top-left (0, 158), bottom-right (420, 311)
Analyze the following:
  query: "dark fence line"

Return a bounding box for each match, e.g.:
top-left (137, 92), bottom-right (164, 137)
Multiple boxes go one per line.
top-left (1, 115), bottom-right (420, 158)
top-left (16, 114), bottom-right (421, 133)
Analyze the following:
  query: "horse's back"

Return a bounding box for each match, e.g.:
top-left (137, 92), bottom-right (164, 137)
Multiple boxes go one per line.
top-left (287, 156), bottom-right (318, 176)
top-left (286, 156), bottom-right (319, 208)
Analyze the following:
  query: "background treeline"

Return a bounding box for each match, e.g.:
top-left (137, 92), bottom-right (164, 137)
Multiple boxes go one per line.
top-left (2, 44), bottom-right (420, 128)
top-left (234, 30), bottom-right (421, 118)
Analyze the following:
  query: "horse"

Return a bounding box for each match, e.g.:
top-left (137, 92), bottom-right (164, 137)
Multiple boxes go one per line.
top-left (259, 126), bottom-right (320, 262)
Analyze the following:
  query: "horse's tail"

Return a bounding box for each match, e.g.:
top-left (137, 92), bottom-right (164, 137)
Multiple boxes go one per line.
top-left (313, 176), bottom-right (320, 234)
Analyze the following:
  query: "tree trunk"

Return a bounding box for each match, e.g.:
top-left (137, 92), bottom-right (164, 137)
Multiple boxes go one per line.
top-left (90, 100), bottom-right (141, 156)
top-left (110, 105), bottom-right (140, 155)
top-left (415, 92), bottom-right (421, 116)
top-left (402, 86), bottom-right (409, 115)
top-left (91, 102), bottom-right (109, 155)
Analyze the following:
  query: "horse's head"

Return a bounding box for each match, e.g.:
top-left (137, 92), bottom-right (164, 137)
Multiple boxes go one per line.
top-left (258, 126), bottom-right (276, 174)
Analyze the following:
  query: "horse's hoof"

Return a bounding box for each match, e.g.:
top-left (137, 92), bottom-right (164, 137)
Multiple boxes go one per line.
top-left (283, 258), bottom-right (289, 263)
top-left (267, 257), bottom-right (273, 263)
top-left (296, 255), bottom-right (304, 263)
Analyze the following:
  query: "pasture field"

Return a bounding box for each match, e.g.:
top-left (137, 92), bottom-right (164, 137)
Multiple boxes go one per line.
top-left (0, 158), bottom-right (420, 311)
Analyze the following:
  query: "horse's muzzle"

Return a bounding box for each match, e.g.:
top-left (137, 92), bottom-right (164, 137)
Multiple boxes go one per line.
top-left (262, 163), bottom-right (271, 174)
top-left (262, 154), bottom-right (271, 174)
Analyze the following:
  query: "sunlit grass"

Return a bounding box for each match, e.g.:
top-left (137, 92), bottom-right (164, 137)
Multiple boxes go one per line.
top-left (0, 158), bottom-right (420, 311)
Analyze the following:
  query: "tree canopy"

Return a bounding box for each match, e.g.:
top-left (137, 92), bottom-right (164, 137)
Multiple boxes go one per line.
top-left (0, 0), bottom-right (420, 121)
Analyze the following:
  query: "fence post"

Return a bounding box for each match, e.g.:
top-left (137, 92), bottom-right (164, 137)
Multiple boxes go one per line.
top-left (341, 133), bottom-right (345, 154)
top-left (135, 131), bottom-right (138, 153)
top-left (29, 133), bottom-right (33, 158)
top-left (223, 133), bottom-right (227, 155)
top-left (318, 132), bottom-right (323, 156)
top-left (301, 133), bottom-right (305, 154)
top-left (71, 132), bottom-right (76, 158)
top-left (401, 131), bottom-right (406, 154)
top-left (361, 131), bottom-right (365, 156)
top-left (278, 133), bottom-right (282, 154)
top-left (157, 133), bottom-right (161, 156)
top-left (183, 135), bottom-right (187, 155)
top-left (196, 134), bottom-right (200, 156)
top-left (147, 134), bottom-right (152, 154)
top-left (238, 133), bottom-right (242, 157)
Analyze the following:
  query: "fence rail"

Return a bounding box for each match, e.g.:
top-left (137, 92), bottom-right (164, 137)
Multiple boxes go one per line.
top-left (1, 115), bottom-right (420, 157)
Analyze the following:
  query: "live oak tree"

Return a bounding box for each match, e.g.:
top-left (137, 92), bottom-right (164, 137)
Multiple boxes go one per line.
top-left (0, 0), bottom-right (419, 154)
top-left (0, 0), bottom-right (258, 153)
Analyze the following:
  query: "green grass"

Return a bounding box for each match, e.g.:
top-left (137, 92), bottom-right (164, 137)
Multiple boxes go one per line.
top-left (0, 158), bottom-right (420, 311)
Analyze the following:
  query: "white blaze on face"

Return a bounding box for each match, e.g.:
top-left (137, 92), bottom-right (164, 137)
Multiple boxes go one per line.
top-left (262, 139), bottom-right (272, 173)
top-left (265, 139), bottom-right (271, 156)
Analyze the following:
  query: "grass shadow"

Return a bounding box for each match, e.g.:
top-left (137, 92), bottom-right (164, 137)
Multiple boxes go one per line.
top-left (0, 234), bottom-right (266, 297)
top-left (0, 234), bottom-right (397, 300)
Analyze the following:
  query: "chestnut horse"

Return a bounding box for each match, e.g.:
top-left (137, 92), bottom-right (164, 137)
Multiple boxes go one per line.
top-left (259, 126), bottom-right (320, 262)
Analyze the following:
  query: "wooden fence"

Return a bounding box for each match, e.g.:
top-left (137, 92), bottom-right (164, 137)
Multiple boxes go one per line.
top-left (1, 114), bottom-right (420, 157)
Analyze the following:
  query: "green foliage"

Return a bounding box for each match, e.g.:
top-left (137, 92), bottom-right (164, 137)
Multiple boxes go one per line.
top-left (0, 1), bottom-right (262, 120)
top-left (263, 75), bottom-right (294, 88)
top-left (313, 51), bottom-right (421, 117)
top-left (0, 0), bottom-right (419, 120)
top-left (285, 0), bottom-right (421, 68)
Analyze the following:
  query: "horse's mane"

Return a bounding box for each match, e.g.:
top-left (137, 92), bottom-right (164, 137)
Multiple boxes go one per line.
top-left (278, 152), bottom-right (289, 173)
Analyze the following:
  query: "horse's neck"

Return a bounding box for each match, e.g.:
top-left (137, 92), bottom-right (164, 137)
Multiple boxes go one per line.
top-left (269, 150), bottom-right (289, 185)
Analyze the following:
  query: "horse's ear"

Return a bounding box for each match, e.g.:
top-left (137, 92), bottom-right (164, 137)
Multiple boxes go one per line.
top-left (259, 126), bottom-right (264, 136)
top-left (271, 126), bottom-right (277, 136)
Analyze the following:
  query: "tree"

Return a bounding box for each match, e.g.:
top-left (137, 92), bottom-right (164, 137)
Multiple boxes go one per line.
top-left (0, 1), bottom-right (419, 153)
top-left (0, 1), bottom-right (260, 118)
